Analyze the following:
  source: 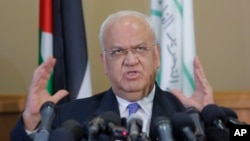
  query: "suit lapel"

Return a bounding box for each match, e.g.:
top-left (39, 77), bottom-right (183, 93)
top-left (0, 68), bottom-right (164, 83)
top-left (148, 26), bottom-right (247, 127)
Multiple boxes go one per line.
top-left (94, 88), bottom-right (120, 117)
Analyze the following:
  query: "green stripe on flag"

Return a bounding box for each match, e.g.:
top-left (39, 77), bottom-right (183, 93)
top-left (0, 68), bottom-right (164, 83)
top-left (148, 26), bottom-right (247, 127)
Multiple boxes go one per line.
top-left (173, 0), bottom-right (183, 17)
top-left (183, 64), bottom-right (196, 91)
top-left (38, 30), bottom-right (53, 95)
top-left (151, 9), bottom-right (162, 17)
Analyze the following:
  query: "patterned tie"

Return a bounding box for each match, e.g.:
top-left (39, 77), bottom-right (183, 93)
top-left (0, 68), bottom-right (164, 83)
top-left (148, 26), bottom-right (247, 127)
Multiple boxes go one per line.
top-left (127, 103), bottom-right (140, 116)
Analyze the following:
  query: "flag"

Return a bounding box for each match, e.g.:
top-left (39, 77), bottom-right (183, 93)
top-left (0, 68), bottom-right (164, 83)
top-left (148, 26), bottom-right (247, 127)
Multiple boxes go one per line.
top-left (39, 0), bottom-right (92, 102)
top-left (39, 0), bottom-right (53, 94)
top-left (151, 0), bottom-right (196, 97)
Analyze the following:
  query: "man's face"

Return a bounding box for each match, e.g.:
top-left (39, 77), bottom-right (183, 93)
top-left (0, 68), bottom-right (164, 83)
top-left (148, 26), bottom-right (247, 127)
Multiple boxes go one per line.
top-left (101, 16), bottom-right (160, 99)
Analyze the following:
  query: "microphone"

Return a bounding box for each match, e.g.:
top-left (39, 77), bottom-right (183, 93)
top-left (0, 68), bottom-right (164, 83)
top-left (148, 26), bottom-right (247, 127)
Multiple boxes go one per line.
top-left (150, 116), bottom-right (174, 141)
top-left (61, 120), bottom-right (84, 141)
top-left (220, 106), bottom-right (247, 126)
top-left (34, 101), bottom-right (56, 141)
top-left (126, 113), bottom-right (143, 141)
top-left (201, 104), bottom-right (229, 141)
top-left (200, 104), bottom-right (227, 130)
top-left (171, 112), bottom-right (197, 141)
top-left (100, 111), bottom-right (128, 140)
top-left (185, 107), bottom-right (205, 141)
top-left (85, 111), bottom-right (128, 140)
top-left (48, 128), bottom-right (74, 141)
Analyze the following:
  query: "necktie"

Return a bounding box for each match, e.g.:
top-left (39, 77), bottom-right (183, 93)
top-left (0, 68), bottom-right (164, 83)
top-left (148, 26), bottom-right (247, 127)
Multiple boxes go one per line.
top-left (127, 103), bottom-right (140, 116)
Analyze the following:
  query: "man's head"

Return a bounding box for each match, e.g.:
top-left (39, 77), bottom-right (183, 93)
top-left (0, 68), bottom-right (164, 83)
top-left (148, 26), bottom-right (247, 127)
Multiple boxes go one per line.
top-left (99, 10), bottom-right (160, 101)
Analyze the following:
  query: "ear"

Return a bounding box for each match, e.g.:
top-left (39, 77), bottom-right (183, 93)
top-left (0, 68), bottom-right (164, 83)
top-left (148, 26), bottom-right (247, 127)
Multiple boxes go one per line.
top-left (100, 53), bottom-right (108, 74)
top-left (155, 45), bottom-right (161, 68)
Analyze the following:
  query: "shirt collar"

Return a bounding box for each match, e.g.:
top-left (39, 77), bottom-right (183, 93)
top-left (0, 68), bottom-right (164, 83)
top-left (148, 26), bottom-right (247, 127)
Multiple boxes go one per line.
top-left (116, 85), bottom-right (155, 116)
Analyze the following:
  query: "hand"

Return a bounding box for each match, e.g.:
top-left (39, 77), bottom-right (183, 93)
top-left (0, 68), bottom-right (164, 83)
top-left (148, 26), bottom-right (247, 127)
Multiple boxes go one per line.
top-left (171, 56), bottom-right (214, 111)
top-left (22, 57), bottom-right (68, 130)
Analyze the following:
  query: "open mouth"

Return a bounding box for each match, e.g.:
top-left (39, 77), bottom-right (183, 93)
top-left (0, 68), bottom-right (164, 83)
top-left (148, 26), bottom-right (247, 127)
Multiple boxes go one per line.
top-left (124, 70), bottom-right (140, 80)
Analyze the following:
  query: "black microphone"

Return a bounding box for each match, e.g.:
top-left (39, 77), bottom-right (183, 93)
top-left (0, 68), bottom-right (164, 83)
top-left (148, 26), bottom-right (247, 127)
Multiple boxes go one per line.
top-left (220, 106), bottom-right (247, 125)
top-left (186, 107), bottom-right (205, 141)
top-left (49, 128), bottom-right (74, 141)
top-left (126, 113), bottom-right (143, 141)
top-left (201, 104), bottom-right (229, 141)
top-left (34, 101), bottom-right (56, 141)
top-left (150, 116), bottom-right (174, 141)
top-left (100, 111), bottom-right (128, 140)
top-left (200, 104), bottom-right (227, 130)
top-left (171, 112), bottom-right (197, 141)
top-left (61, 120), bottom-right (84, 141)
top-left (85, 111), bottom-right (128, 141)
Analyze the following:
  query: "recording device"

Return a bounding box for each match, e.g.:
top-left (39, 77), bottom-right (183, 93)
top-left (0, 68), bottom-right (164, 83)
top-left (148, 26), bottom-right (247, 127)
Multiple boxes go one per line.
top-left (201, 104), bottom-right (227, 130)
top-left (186, 107), bottom-right (205, 141)
top-left (220, 106), bottom-right (247, 126)
top-left (201, 104), bottom-right (230, 141)
top-left (101, 111), bottom-right (128, 140)
top-left (171, 112), bottom-right (197, 141)
top-left (150, 116), bottom-right (174, 141)
top-left (34, 101), bottom-right (56, 141)
top-left (85, 111), bottom-right (128, 141)
top-left (61, 120), bottom-right (84, 141)
top-left (127, 113), bottom-right (143, 141)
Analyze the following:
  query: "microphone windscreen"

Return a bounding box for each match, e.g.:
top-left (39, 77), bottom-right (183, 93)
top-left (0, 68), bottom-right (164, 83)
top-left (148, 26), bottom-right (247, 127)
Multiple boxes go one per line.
top-left (127, 113), bottom-right (142, 123)
top-left (220, 106), bottom-right (238, 119)
top-left (171, 112), bottom-right (196, 133)
top-left (49, 128), bottom-right (74, 141)
top-left (153, 116), bottom-right (171, 127)
top-left (150, 116), bottom-right (172, 139)
top-left (40, 101), bottom-right (56, 112)
top-left (100, 111), bottom-right (121, 126)
top-left (201, 104), bottom-right (227, 126)
top-left (205, 127), bottom-right (230, 141)
top-left (61, 120), bottom-right (83, 141)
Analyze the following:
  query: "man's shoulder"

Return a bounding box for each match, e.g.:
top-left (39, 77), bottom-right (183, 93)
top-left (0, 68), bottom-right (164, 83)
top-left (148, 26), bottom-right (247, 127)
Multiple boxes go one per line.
top-left (58, 90), bottom-right (108, 109)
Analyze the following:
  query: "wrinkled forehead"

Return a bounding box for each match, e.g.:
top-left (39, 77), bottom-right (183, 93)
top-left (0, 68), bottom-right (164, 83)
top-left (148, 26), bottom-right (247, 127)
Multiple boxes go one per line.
top-left (104, 15), bottom-right (154, 43)
top-left (111, 15), bottom-right (149, 28)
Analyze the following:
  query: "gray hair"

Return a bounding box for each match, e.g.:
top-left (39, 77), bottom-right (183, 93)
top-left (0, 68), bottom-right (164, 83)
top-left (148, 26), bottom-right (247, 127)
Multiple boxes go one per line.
top-left (99, 10), bottom-right (158, 51)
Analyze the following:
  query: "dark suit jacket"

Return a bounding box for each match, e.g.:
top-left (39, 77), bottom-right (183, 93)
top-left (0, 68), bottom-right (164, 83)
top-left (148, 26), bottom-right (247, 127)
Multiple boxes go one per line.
top-left (10, 83), bottom-right (186, 141)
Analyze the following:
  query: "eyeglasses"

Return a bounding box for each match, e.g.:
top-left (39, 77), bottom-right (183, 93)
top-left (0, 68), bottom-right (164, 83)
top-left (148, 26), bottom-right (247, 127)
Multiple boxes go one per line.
top-left (104, 45), bottom-right (155, 59)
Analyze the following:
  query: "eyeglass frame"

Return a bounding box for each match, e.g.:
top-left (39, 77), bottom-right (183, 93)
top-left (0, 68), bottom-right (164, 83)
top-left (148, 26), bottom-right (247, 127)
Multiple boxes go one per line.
top-left (103, 44), bottom-right (156, 59)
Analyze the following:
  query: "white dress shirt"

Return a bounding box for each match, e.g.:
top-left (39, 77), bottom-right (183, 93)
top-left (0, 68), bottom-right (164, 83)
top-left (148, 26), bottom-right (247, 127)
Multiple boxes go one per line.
top-left (115, 85), bottom-right (155, 135)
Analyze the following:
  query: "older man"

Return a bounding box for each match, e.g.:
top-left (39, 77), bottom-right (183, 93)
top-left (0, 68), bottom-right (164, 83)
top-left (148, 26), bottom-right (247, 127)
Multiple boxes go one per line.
top-left (11, 10), bottom-right (213, 141)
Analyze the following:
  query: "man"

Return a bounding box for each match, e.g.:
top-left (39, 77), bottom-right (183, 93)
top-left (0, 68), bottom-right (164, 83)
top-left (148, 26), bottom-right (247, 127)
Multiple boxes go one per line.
top-left (11, 10), bottom-right (214, 141)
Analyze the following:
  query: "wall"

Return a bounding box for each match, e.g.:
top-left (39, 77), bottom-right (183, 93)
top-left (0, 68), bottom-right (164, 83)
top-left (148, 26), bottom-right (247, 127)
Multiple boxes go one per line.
top-left (0, 0), bottom-right (250, 95)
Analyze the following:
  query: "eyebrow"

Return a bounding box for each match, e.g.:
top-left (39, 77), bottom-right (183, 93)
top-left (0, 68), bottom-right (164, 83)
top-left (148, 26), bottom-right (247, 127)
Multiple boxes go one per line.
top-left (110, 42), bottom-right (148, 49)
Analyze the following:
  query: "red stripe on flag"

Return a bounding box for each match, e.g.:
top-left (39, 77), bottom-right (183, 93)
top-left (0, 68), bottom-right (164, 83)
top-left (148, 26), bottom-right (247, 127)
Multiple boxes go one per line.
top-left (39, 0), bottom-right (52, 33)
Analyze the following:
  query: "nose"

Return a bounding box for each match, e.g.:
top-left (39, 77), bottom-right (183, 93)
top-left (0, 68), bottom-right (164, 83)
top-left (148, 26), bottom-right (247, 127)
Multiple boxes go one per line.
top-left (123, 50), bottom-right (139, 66)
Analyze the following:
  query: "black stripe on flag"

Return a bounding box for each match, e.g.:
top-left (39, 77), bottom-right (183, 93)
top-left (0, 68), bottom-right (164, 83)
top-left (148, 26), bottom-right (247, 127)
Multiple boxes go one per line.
top-left (53, 0), bottom-right (89, 103)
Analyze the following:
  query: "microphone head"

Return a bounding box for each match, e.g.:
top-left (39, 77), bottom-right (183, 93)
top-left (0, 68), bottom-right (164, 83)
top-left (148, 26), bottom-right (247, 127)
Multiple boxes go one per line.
top-left (100, 111), bottom-right (121, 126)
top-left (220, 106), bottom-right (238, 119)
top-left (127, 113), bottom-right (143, 141)
top-left (185, 106), bottom-right (199, 114)
top-left (40, 101), bottom-right (56, 112)
top-left (100, 111), bottom-right (128, 140)
top-left (171, 112), bottom-right (196, 133)
top-left (150, 116), bottom-right (172, 140)
top-left (201, 104), bottom-right (227, 127)
top-left (127, 113), bottom-right (143, 127)
top-left (49, 128), bottom-right (74, 141)
top-left (61, 120), bottom-right (83, 141)
top-left (153, 116), bottom-right (171, 128)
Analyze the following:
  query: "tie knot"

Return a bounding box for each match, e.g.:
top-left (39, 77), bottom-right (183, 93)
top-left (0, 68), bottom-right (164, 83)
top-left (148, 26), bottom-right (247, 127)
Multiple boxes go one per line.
top-left (127, 103), bottom-right (140, 116)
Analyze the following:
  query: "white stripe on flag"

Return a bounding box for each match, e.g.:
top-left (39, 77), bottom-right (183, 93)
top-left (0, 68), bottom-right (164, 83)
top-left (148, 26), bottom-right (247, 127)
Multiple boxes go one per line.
top-left (76, 62), bottom-right (92, 99)
top-left (151, 0), bottom-right (196, 97)
top-left (41, 32), bottom-right (53, 60)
